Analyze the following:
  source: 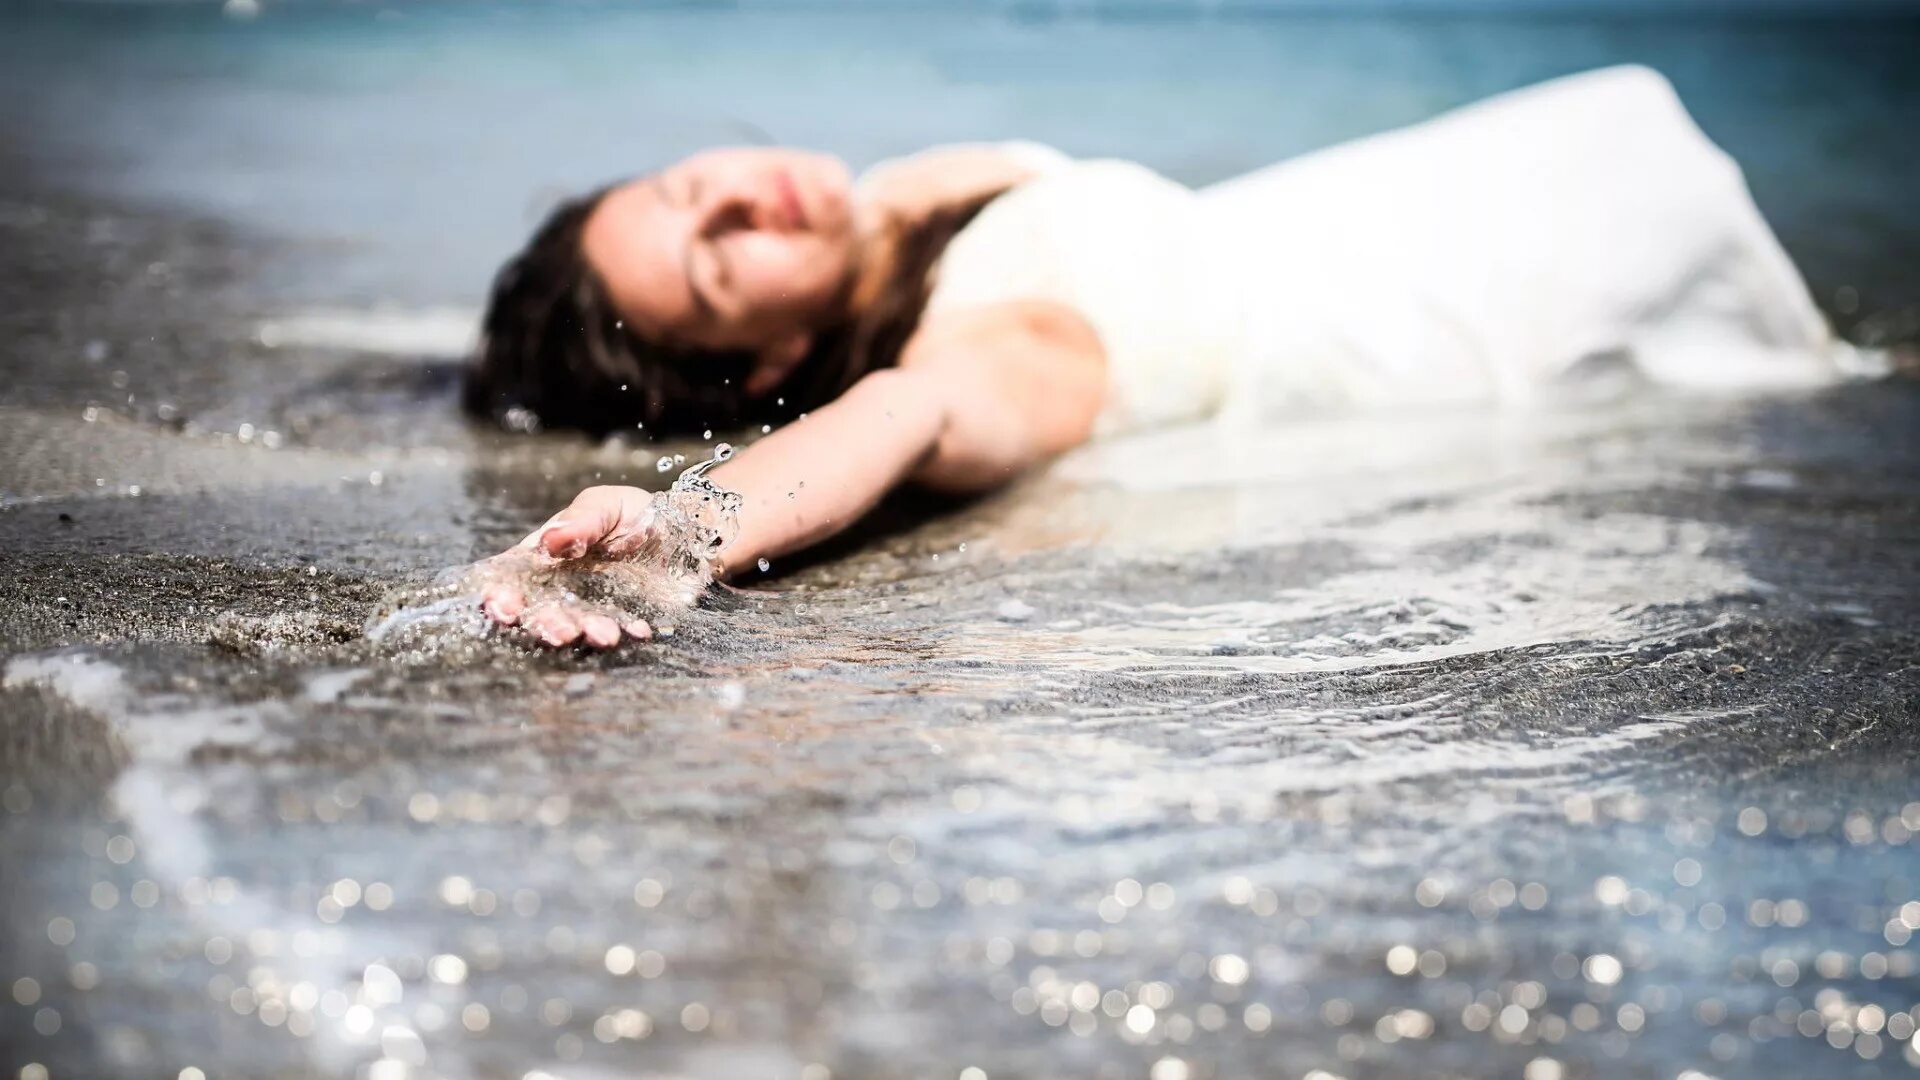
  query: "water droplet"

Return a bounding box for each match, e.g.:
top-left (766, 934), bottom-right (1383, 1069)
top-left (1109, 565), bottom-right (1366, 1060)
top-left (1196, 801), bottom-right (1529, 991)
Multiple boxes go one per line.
top-left (714, 442), bottom-right (734, 461)
top-left (757, 558), bottom-right (771, 573)
top-left (656, 457), bottom-right (674, 472)
top-left (702, 429), bottom-right (712, 440)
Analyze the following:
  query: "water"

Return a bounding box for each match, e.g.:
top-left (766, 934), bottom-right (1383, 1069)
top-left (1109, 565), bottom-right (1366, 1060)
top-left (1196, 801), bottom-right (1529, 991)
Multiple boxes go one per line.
top-left (3, 3), bottom-right (1920, 1079)
top-left (6, 389), bottom-right (1920, 1079)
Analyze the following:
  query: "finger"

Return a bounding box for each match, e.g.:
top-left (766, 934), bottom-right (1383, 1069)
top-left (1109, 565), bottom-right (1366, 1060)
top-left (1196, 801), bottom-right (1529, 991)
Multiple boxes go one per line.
top-left (596, 490), bottom-right (658, 558)
top-left (580, 613), bottom-right (622, 649)
top-left (622, 618), bottom-right (653, 641)
top-left (535, 487), bottom-right (628, 560)
top-left (534, 519), bottom-right (595, 560)
top-left (522, 605), bottom-right (583, 648)
top-left (481, 583), bottom-right (526, 626)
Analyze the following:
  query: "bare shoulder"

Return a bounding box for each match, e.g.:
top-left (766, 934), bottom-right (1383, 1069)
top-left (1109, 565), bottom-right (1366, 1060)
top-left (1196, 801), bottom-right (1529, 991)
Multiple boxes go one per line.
top-left (859, 144), bottom-right (1054, 222)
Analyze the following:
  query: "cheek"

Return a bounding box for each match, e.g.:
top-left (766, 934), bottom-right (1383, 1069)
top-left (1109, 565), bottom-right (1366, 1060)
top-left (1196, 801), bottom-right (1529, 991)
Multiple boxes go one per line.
top-left (807, 156), bottom-right (855, 220)
top-left (738, 236), bottom-right (848, 308)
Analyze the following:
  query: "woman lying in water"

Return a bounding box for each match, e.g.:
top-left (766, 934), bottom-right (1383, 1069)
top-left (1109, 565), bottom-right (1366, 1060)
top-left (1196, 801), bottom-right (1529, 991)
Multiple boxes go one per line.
top-left (463, 65), bottom-right (1884, 649)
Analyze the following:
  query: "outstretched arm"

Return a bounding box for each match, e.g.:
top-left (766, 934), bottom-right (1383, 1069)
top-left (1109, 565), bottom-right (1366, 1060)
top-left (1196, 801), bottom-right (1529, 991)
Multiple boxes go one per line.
top-left (480, 300), bottom-right (1105, 645)
top-left (701, 366), bottom-right (949, 578)
top-left (711, 299), bottom-right (1106, 576)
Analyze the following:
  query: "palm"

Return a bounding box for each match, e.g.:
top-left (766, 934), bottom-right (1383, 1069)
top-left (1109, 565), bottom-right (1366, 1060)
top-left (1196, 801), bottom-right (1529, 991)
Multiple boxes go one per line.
top-left (475, 484), bottom-right (710, 649)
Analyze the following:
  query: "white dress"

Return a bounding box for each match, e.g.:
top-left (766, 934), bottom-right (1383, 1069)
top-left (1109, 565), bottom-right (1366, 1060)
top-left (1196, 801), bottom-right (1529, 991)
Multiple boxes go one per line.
top-left (919, 66), bottom-right (1877, 437)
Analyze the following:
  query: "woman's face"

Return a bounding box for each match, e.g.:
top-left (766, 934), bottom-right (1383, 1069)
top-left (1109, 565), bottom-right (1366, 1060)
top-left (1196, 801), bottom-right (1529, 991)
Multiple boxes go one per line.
top-left (581, 147), bottom-right (857, 373)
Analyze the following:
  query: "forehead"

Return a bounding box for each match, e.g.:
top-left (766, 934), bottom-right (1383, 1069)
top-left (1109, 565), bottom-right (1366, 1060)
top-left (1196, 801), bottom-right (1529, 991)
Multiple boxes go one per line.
top-left (678, 146), bottom-right (781, 171)
top-left (580, 177), bottom-right (693, 338)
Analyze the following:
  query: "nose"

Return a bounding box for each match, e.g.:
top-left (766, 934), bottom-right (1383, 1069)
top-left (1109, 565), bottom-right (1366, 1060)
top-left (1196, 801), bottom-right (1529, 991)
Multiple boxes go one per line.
top-left (700, 178), bottom-right (786, 235)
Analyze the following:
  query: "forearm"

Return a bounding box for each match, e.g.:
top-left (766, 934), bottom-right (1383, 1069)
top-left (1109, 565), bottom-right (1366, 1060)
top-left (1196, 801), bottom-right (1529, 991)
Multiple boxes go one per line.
top-left (707, 368), bottom-right (947, 578)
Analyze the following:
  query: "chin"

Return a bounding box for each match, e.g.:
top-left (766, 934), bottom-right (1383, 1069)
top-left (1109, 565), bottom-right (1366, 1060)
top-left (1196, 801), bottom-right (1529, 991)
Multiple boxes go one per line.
top-left (801, 249), bottom-right (855, 297)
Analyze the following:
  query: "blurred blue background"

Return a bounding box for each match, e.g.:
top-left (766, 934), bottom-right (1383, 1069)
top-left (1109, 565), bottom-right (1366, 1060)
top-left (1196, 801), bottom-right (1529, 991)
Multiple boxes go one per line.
top-left (2, 0), bottom-right (1916, 334)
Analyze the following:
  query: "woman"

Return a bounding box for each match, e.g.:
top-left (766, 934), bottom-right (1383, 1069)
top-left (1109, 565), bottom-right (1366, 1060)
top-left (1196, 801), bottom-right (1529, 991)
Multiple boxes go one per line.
top-left (465, 65), bottom-right (1876, 649)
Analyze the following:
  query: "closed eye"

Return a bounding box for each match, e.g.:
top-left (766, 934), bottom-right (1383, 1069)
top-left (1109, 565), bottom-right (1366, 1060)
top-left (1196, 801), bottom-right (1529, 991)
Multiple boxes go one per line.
top-left (683, 239), bottom-right (719, 322)
top-left (704, 235), bottom-right (734, 289)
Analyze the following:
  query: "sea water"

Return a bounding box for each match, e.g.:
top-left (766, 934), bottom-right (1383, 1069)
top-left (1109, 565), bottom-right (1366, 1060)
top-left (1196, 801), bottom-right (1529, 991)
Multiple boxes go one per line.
top-left (2, 1), bottom-right (1917, 327)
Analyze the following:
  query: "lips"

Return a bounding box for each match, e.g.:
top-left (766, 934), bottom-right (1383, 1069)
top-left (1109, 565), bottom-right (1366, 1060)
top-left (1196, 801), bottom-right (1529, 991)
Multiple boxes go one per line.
top-left (773, 170), bottom-right (807, 230)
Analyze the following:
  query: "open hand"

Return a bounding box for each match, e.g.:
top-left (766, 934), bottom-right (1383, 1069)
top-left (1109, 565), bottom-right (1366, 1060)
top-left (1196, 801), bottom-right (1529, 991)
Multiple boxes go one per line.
top-left (475, 485), bottom-right (683, 649)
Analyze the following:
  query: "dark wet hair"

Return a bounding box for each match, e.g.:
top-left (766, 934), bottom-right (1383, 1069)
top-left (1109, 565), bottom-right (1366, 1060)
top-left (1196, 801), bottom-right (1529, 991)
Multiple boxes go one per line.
top-left (463, 178), bottom-right (1007, 437)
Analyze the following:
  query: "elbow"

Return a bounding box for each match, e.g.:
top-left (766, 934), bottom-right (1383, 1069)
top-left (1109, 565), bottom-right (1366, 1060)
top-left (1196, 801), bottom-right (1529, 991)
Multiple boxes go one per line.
top-left (844, 367), bottom-right (957, 478)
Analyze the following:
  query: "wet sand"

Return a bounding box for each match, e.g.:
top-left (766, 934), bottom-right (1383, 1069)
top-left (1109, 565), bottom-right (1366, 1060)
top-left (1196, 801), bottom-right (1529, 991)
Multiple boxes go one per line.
top-left (5, 156), bottom-right (1920, 1080)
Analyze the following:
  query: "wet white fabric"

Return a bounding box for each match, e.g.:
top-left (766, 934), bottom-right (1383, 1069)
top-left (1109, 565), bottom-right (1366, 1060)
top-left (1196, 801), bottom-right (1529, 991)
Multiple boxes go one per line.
top-left (924, 66), bottom-right (1874, 437)
top-left (925, 157), bottom-right (1226, 435)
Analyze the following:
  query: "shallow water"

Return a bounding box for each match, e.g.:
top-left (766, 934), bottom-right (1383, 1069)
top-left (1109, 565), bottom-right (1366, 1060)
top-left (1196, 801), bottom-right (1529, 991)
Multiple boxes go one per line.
top-left (4, 3), bottom-right (1920, 1079)
top-left (7, 349), bottom-right (1920, 1080)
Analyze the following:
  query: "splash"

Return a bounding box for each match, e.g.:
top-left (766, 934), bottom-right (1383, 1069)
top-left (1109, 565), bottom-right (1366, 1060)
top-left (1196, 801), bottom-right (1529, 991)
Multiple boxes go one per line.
top-left (366, 444), bottom-right (742, 648)
top-left (605, 440), bottom-right (743, 604)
